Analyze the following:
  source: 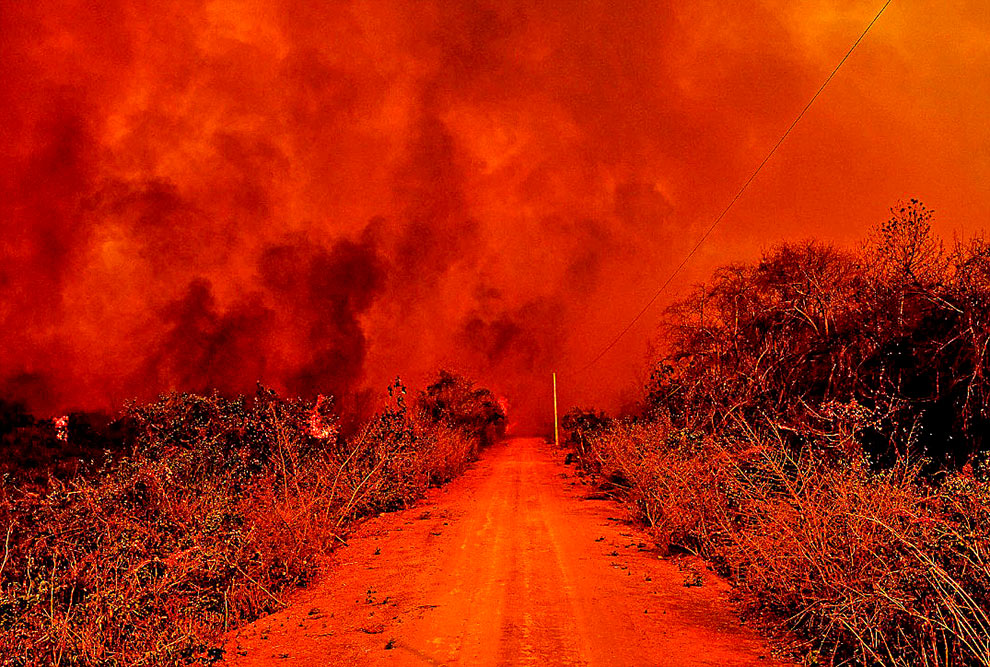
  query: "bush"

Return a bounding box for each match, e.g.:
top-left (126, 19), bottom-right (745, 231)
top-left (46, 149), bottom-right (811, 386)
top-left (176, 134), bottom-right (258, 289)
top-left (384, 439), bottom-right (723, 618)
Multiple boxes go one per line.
top-left (416, 370), bottom-right (506, 449)
top-left (0, 376), bottom-right (502, 665)
top-left (568, 201), bottom-right (990, 665)
top-left (650, 200), bottom-right (990, 470)
top-left (0, 408), bottom-right (129, 490)
top-left (574, 419), bottom-right (990, 666)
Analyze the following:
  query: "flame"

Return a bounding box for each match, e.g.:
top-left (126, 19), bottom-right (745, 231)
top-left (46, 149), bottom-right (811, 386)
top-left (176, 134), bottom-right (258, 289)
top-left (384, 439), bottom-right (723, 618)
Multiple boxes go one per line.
top-left (54, 416), bottom-right (69, 443)
top-left (307, 395), bottom-right (337, 441)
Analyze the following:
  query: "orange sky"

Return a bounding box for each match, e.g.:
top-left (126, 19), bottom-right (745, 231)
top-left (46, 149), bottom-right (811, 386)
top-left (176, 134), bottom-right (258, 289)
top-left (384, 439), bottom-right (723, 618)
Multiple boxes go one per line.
top-left (1, 1), bottom-right (987, 429)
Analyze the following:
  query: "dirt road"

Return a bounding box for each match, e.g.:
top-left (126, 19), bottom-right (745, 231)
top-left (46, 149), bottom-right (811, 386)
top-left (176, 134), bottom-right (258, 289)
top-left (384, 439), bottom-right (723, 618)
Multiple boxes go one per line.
top-left (225, 438), bottom-right (789, 666)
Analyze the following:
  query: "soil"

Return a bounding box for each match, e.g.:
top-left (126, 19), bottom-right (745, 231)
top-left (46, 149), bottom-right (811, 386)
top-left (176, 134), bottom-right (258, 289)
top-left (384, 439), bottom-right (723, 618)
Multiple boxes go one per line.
top-left (223, 437), bottom-right (792, 666)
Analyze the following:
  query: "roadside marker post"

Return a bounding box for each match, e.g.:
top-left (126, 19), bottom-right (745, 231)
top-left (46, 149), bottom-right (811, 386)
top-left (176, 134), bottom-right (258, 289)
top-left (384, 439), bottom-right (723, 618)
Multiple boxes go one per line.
top-left (553, 372), bottom-right (559, 447)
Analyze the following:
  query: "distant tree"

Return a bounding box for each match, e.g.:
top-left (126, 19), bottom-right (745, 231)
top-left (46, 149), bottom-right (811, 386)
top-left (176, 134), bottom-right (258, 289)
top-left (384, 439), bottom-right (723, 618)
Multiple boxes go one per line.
top-left (867, 199), bottom-right (945, 289)
top-left (417, 370), bottom-right (506, 446)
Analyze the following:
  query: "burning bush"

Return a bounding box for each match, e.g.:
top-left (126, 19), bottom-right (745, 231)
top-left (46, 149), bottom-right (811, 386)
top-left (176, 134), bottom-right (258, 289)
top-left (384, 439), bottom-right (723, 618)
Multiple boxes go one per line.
top-left (0, 376), bottom-right (502, 665)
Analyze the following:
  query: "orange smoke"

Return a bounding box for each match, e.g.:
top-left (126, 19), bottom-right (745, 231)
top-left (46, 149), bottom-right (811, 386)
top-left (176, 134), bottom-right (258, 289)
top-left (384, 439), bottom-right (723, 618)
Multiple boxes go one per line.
top-left (1, 1), bottom-right (987, 429)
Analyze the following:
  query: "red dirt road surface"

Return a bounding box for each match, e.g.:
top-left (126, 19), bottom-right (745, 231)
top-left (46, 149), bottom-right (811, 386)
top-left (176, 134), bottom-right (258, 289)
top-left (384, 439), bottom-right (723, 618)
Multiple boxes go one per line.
top-left (225, 438), bottom-right (790, 666)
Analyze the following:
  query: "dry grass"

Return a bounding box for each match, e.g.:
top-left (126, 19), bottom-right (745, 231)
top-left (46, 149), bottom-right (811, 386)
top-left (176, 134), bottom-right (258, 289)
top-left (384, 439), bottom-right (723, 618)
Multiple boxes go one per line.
top-left (0, 374), bottom-right (503, 666)
top-left (574, 418), bottom-right (990, 666)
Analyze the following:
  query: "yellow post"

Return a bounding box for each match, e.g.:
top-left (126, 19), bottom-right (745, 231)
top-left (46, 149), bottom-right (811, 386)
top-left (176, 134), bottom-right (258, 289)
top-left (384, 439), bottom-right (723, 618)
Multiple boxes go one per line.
top-left (553, 372), bottom-right (559, 447)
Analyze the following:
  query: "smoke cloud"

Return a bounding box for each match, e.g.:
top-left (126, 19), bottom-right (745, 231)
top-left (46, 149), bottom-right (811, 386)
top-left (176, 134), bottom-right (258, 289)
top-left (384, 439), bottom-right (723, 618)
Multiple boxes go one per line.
top-left (1, 0), bottom-right (987, 429)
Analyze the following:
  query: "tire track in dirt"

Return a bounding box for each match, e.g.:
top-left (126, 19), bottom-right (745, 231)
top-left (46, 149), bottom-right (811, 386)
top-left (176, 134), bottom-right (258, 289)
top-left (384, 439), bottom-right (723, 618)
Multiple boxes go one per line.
top-left (224, 438), bottom-right (791, 666)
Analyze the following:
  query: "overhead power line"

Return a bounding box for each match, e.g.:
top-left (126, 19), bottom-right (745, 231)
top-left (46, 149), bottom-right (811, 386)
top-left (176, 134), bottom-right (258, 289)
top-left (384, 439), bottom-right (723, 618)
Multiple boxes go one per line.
top-left (576, 0), bottom-right (893, 375)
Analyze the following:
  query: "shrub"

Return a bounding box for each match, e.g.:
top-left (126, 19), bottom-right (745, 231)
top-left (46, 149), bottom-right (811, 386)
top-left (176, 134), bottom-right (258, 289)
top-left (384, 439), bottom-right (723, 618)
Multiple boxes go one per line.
top-left (0, 376), bottom-right (501, 665)
top-left (649, 200), bottom-right (990, 470)
top-left (574, 419), bottom-right (990, 666)
top-left (570, 201), bottom-right (990, 665)
top-left (416, 370), bottom-right (506, 448)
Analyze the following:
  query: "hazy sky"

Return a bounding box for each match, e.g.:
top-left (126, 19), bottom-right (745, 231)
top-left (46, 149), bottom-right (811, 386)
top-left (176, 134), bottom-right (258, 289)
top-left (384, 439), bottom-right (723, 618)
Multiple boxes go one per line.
top-left (1, 0), bottom-right (987, 428)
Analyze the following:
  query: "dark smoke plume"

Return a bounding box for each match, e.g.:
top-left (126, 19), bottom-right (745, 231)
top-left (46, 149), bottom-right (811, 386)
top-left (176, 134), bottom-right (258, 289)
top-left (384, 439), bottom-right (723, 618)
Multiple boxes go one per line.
top-left (0, 1), bottom-right (986, 429)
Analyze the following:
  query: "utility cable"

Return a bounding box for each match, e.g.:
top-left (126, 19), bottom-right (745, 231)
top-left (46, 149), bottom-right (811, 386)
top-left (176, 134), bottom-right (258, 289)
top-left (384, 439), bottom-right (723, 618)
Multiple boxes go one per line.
top-left (576, 0), bottom-right (893, 374)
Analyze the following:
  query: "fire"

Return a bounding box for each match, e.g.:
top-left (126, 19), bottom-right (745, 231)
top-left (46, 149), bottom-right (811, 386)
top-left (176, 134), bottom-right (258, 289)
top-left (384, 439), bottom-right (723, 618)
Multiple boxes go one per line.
top-left (307, 395), bottom-right (337, 441)
top-left (54, 416), bottom-right (69, 443)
